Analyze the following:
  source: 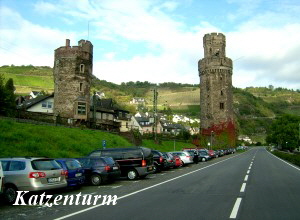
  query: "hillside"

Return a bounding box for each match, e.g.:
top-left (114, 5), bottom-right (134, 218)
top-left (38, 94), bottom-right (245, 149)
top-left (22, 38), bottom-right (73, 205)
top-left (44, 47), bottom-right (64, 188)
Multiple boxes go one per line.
top-left (1, 65), bottom-right (300, 143)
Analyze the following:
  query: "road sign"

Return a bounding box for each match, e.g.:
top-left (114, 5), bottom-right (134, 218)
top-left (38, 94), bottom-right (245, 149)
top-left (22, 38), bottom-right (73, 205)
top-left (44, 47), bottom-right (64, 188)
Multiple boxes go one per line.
top-left (102, 140), bottom-right (106, 149)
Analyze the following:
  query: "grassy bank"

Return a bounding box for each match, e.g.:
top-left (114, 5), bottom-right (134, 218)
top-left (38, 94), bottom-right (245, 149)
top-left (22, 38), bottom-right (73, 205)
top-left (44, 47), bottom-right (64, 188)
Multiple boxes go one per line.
top-left (0, 119), bottom-right (194, 158)
top-left (272, 150), bottom-right (300, 167)
top-left (0, 119), bottom-right (132, 158)
top-left (142, 139), bottom-right (195, 152)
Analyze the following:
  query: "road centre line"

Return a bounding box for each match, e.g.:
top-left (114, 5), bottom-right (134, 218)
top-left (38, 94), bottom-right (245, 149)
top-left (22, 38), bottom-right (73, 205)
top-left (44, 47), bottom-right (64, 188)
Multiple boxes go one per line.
top-left (249, 165), bottom-right (252, 170)
top-left (247, 170), bottom-right (250, 174)
top-left (230, 198), bottom-right (242, 219)
top-left (244, 175), bottom-right (249, 181)
top-left (240, 183), bottom-right (246, 193)
top-left (55, 153), bottom-right (244, 220)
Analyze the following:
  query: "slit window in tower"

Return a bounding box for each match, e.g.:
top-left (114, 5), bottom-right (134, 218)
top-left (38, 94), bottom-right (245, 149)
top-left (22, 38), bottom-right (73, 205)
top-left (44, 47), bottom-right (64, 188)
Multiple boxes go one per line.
top-left (79, 83), bottom-right (83, 92)
top-left (220, 102), bottom-right (224, 110)
top-left (80, 64), bottom-right (85, 73)
top-left (221, 90), bottom-right (223, 96)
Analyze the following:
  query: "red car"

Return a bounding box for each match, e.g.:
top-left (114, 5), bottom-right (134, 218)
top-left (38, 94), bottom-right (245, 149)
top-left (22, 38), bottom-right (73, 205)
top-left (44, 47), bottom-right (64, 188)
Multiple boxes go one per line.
top-left (171, 154), bottom-right (182, 167)
top-left (208, 150), bottom-right (216, 158)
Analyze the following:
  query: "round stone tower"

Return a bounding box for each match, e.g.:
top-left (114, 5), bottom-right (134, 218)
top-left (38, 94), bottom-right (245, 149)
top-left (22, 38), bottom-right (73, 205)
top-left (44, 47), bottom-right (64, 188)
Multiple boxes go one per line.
top-left (53, 39), bottom-right (93, 122)
top-left (198, 33), bottom-right (235, 146)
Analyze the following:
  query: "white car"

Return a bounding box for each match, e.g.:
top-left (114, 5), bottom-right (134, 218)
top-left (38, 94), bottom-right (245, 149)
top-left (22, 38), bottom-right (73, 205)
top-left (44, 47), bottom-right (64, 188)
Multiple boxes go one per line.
top-left (169, 151), bottom-right (193, 165)
top-left (0, 162), bottom-right (3, 194)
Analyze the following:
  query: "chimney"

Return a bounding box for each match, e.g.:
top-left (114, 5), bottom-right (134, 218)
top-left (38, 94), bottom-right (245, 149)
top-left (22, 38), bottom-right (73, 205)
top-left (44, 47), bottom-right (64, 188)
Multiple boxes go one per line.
top-left (66, 39), bottom-right (70, 47)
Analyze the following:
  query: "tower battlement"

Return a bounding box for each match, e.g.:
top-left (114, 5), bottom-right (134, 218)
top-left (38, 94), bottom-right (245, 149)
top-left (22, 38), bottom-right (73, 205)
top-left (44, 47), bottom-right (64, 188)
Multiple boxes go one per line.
top-left (203, 32), bottom-right (226, 58)
top-left (55, 39), bottom-right (93, 58)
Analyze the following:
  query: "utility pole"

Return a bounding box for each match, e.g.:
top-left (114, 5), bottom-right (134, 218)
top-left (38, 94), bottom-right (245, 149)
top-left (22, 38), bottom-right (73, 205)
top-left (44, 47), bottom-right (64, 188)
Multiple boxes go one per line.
top-left (152, 87), bottom-right (158, 143)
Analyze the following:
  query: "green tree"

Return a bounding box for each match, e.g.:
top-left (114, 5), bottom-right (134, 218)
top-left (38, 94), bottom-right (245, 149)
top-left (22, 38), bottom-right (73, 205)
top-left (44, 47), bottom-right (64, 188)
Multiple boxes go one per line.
top-left (0, 74), bottom-right (6, 115)
top-left (4, 78), bottom-right (16, 116)
top-left (266, 114), bottom-right (300, 150)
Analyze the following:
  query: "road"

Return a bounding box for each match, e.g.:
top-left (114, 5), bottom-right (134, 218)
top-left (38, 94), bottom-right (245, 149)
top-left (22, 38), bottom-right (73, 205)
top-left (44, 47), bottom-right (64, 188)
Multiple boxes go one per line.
top-left (1, 147), bottom-right (300, 220)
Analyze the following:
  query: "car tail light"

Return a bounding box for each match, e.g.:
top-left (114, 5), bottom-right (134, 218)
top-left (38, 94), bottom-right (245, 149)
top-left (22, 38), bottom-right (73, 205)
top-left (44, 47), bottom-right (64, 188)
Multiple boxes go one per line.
top-left (61, 170), bottom-right (68, 178)
top-left (29, 172), bottom-right (46, 178)
top-left (142, 160), bottom-right (146, 167)
top-left (159, 156), bottom-right (163, 163)
top-left (186, 156), bottom-right (191, 158)
top-left (105, 166), bottom-right (111, 171)
top-left (170, 160), bottom-right (173, 162)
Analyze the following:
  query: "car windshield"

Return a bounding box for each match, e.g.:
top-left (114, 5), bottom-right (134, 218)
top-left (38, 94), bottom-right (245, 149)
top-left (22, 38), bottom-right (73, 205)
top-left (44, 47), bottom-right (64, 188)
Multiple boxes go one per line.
top-left (102, 157), bottom-right (115, 165)
top-left (31, 159), bottom-right (61, 170)
top-left (65, 160), bottom-right (82, 169)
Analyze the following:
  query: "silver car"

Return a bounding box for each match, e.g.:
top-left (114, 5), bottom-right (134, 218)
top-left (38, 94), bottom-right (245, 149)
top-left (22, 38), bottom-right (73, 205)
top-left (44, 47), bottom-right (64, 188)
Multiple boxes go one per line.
top-left (0, 157), bottom-right (67, 204)
top-left (169, 151), bottom-right (193, 165)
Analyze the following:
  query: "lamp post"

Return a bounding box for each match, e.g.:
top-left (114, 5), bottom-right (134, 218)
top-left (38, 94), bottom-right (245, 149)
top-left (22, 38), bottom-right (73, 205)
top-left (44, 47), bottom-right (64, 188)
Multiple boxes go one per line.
top-left (210, 131), bottom-right (214, 150)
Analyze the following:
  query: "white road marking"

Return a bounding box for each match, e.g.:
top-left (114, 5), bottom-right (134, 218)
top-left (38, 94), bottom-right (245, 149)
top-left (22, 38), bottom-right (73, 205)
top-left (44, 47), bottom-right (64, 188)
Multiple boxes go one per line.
top-left (244, 175), bottom-right (249, 181)
top-left (249, 165), bottom-right (252, 169)
top-left (268, 151), bottom-right (300, 171)
top-left (133, 181), bottom-right (140, 183)
top-left (240, 183), bottom-right (246, 192)
top-left (247, 170), bottom-right (250, 174)
top-left (54, 153), bottom-right (244, 220)
top-left (160, 173), bottom-right (166, 176)
top-left (170, 171), bottom-right (175, 172)
top-left (230, 198), bottom-right (242, 219)
top-left (112, 186), bottom-right (122, 189)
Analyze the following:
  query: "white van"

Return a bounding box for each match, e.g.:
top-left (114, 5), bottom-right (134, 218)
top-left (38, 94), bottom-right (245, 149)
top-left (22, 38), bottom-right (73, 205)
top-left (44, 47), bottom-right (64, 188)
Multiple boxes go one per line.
top-left (0, 162), bottom-right (3, 194)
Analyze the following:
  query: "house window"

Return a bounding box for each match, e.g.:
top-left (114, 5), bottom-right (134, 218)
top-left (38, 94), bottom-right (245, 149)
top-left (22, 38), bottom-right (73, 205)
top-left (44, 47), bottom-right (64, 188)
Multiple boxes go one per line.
top-left (80, 64), bottom-right (85, 73)
top-left (79, 83), bottom-right (83, 92)
top-left (220, 102), bottom-right (224, 110)
top-left (77, 102), bottom-right (86, 115)
top-left (42, 101), bottom-right (53, 109)
top-left (126, 122), bottom-right (128, 128)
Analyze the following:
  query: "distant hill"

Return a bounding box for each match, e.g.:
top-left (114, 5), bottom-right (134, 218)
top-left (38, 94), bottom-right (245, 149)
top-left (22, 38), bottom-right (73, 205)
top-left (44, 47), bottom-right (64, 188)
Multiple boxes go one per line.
top-left (1, 65), bottom-right (300, 143)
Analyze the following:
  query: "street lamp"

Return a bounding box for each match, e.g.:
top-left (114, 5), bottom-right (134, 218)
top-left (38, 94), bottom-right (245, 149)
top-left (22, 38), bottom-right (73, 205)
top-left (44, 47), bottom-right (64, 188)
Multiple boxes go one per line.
top-left (210, 131), bottom-right (214, 150)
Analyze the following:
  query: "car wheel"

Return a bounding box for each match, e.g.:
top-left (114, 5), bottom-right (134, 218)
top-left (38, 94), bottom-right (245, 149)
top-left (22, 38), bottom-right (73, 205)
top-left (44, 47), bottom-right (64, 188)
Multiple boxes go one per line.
top-left (90, 174), bottom-right (102, 186)
top-left (127, 169), bottom-right (138, 180)
top-left (4, 185), bottom-right (18, 204)
top-left (202, 158), bottom-right (206, 162)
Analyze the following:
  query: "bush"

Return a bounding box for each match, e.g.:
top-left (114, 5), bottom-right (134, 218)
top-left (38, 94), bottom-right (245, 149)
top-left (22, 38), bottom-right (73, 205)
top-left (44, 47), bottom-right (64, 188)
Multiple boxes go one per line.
top-left (273, 150), bottom-right (300, 167)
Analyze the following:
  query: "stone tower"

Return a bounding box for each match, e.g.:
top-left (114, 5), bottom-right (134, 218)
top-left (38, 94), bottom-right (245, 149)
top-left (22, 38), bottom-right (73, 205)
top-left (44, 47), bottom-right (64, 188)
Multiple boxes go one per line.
top-left (198, 33), bottom-right (235, 146)
top-left (53, 39), bottom-right (93, 122)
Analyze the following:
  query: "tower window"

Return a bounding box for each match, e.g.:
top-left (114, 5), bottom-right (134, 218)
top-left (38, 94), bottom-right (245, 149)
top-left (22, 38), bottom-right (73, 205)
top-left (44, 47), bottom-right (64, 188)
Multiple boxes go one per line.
top-left (220, 102), bottom-right (224, 110)
top-left (80, 64), bottom-right (85, 73)
top-left (77, 102), bottom-right (86, 115)
top-left (221, 91), bottom-right (223, 96)
top-left (79, 83), bottom-right (83, 92)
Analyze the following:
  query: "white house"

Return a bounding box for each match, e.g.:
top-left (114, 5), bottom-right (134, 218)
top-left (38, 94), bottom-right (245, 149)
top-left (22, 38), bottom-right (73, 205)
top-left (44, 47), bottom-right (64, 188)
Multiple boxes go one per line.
top-left (18, 94), bottom-right (54, 113)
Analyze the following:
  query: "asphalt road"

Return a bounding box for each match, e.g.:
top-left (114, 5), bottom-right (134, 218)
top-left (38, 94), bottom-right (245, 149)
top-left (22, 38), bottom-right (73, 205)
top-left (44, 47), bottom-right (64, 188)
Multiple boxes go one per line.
top-left (1, 147), bottom-right (300, 220)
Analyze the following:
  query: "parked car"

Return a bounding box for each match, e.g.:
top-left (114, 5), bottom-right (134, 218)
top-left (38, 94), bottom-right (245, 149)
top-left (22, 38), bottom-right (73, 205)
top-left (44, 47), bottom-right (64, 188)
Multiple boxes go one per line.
top-left (198, 150), bottom-right (211, 162)
top-left (208, 150), bottom-right (215, 158)
top-left (0, 162), bottom-right (3, 194)
top-left (88, 147), bottom-right (154, 180)
top-left (152, 150), bottom-right (166, 172)
top-left (55, 158), bottom-right (85, 188)
top-left (161, 152), bottom-right (175, 169)
top-left (171, 155), bottom-right (182, 168)
top-left (169, 151), bottom-right (193, 166)
top-left (0, 157), bottom-right (67, 204)
top-left (183, 150), bottom-right (195, 161)
top-left (76, 157), bottom-right (120, 186)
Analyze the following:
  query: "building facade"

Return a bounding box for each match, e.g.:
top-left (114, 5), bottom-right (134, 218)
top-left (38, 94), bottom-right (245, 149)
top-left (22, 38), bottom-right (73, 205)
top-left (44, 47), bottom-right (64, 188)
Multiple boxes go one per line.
top-left (198, 33), bottom-right (235, 146)
top-left (53, 39), bottom-right (93, 122)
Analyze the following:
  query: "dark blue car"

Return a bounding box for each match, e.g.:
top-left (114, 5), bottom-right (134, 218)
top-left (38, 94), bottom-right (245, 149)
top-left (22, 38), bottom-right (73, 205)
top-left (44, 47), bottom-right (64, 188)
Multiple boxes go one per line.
top-left (55, 158), bottom-right (85, 187)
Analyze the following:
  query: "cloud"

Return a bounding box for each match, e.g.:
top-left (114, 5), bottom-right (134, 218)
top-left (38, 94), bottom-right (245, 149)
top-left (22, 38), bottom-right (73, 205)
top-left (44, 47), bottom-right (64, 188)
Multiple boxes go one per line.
top-left (0, 7), bottom-right (78, 66)
top-left (1, 0), bottom-right (300, 90)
